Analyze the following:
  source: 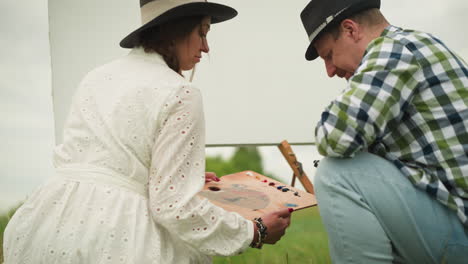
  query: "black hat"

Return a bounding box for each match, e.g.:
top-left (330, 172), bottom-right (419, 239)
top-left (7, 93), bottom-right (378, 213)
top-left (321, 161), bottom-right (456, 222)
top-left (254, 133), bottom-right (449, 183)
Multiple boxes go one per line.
top-left (300, 0), bottom-right (381, 61)
top-left (120, 0), bottom-right (237, 49)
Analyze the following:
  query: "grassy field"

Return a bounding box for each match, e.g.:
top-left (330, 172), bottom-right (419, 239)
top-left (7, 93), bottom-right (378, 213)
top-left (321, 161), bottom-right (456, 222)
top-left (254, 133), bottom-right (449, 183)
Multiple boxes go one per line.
top-left (213, 207), bottom-right (331, 264)
top-left (1, 206), bottom-right (19, 263)
top-left (0, 206), bottom-right (330, 263)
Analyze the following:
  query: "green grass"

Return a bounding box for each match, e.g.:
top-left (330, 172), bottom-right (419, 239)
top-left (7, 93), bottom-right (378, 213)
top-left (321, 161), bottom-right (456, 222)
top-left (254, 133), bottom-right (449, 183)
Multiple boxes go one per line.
top-left (0, 206), bottom-right (330, 264)
top-left (213, 207), bottom-right (331, 264)
top-left (1, 206), bottom-right (20, 263)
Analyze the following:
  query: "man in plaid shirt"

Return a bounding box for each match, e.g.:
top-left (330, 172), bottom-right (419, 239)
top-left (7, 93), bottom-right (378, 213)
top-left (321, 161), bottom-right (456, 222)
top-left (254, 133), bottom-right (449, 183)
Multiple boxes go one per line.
top-left (301, 0), bottom-right (468, 263)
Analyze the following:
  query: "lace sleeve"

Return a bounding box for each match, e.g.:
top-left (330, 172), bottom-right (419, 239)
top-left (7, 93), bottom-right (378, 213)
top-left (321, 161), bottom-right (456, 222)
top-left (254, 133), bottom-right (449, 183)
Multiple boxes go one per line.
top-left (148, 84), bottom-right (253, 256)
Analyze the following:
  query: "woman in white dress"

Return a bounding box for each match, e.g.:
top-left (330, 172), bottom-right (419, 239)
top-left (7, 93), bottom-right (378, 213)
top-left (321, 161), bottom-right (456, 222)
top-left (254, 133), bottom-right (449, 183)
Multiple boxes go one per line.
top-left (3, 0), bottom-right (293, 263)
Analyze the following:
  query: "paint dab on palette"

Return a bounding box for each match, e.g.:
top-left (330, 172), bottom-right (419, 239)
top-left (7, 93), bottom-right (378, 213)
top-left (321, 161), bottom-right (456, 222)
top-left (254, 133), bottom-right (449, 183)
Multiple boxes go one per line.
top-left (285, 203), bottom-right (298, 207)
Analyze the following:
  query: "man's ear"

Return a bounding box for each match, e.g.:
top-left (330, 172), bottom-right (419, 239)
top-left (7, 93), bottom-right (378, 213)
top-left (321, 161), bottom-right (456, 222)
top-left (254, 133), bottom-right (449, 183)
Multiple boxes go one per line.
top-left (340, 19), bottom-right (362, 42)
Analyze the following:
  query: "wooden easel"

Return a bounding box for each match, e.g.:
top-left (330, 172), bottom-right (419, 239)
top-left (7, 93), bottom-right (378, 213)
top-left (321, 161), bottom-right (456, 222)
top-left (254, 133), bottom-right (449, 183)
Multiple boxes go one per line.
top-left (278, 140), bottom-right (315, 194)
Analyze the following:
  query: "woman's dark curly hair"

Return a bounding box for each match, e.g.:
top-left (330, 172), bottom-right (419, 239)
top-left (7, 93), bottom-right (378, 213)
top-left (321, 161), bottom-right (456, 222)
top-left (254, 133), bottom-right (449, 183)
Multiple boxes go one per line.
top-left (138, 16), bottom-right (204, 73)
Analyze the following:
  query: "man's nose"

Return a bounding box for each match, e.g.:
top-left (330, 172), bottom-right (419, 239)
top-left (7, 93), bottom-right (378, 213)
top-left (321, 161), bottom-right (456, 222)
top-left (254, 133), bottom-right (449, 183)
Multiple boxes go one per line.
top-left (325, 60), bottom-right (336, 78)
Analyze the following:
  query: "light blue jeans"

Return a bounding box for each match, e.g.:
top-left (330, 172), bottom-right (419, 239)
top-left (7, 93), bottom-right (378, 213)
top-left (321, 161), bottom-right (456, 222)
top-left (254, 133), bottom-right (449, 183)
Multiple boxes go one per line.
top-left (314, 152), bottom-right (468, 264)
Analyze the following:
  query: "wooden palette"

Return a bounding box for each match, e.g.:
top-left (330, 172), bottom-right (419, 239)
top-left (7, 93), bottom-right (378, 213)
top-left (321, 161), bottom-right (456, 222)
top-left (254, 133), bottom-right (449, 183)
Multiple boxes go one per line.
top-left (198, 171), bottom-right (317, 220)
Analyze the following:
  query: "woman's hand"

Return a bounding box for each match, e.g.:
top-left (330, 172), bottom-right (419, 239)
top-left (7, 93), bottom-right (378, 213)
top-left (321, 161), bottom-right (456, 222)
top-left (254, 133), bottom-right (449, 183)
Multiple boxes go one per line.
top-left (254, 208), bottom-right (293, 246)
top-left (205, 172), bottom-right (220, 183)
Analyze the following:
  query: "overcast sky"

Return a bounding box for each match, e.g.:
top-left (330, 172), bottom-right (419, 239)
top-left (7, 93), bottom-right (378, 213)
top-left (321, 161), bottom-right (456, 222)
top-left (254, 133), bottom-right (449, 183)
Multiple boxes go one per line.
top-left (1, 0), bottom-right (54, 213)
top-left (1, 0), bottom-right (468, 213)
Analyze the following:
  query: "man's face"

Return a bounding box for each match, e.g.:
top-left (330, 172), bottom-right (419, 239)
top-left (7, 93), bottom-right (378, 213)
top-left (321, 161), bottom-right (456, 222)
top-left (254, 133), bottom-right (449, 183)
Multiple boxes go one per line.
top-left (313, 31), bottom-right (362, 80)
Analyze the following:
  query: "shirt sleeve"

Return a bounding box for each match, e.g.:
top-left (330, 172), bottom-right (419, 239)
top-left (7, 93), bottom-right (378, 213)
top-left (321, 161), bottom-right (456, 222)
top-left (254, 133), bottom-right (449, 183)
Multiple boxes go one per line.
top-left (148, 84), bottom-right (253, 256)
top-left (315, 37), bottom-right (422, 157)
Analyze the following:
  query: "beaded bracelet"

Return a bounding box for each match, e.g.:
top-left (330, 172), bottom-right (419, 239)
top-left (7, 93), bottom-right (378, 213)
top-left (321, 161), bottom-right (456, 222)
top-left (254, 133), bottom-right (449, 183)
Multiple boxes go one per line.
top-left (252, 217), bottom-right (268, 249)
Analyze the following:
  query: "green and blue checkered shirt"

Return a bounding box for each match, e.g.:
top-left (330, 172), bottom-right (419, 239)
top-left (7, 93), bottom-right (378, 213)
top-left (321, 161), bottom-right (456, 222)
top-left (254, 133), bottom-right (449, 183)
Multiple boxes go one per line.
top-left (315, 25), bottom-right (468, 226)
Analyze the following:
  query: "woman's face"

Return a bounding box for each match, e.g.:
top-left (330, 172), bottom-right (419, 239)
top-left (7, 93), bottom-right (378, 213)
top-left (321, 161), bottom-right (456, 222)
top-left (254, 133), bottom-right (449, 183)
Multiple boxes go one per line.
top-left (176, 16), bottom-right (211, 72)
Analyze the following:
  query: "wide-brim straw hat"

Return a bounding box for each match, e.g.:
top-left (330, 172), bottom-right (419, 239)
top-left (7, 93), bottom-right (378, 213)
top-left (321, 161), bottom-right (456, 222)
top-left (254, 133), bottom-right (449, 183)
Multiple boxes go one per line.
top-left (120, 0), bottom-right (237, 48)
top-left (300, 0), bottom-right (381, 61)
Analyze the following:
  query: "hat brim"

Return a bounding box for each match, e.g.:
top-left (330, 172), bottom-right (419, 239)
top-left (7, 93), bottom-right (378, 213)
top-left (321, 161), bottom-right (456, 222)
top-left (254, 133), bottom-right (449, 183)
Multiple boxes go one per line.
top-left (305, 42), bottom-right (319, 61)
top-left (304, 11), bottom-right (347, 61)
top-left (120, 2), bottom-right (237, 48)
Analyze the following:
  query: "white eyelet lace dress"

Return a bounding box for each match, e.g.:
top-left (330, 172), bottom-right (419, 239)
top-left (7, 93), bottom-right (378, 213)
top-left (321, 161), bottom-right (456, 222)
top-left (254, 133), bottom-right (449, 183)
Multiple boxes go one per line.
top-left (3, 48), bottom-right (253, 264)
